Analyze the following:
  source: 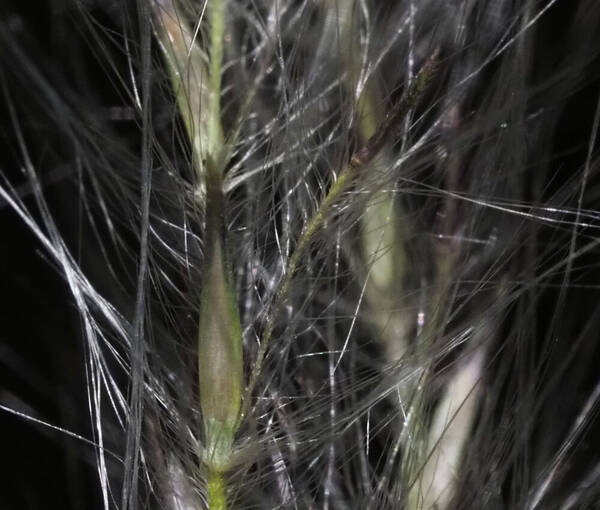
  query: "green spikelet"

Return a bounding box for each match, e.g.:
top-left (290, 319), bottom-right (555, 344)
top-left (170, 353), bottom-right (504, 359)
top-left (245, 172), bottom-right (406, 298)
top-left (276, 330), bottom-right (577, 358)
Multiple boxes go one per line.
top-left (198, 160), bottom-right (243, 474)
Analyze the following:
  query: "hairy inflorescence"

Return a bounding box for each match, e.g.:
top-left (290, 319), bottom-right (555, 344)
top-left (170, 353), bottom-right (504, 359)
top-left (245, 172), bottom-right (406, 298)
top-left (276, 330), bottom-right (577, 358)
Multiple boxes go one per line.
top-left (1, 1), bottom-right (600, 509)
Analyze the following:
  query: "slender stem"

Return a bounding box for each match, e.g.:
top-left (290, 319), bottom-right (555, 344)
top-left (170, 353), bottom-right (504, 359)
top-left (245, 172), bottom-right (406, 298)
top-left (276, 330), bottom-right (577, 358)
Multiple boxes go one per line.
top-left (206, 0), bottom-right (225, 165)
top-left (241, 50), bottom-right (440, 417)
top-left (207, 469), bottom-right (227, 510)
top-left (240, 169), bottom-right (352, 418)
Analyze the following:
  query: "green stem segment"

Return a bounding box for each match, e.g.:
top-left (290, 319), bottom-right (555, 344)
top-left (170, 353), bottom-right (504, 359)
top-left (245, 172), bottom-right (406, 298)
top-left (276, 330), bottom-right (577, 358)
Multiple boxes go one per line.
top-left (206, 0), bottom-right (225, 162)
top-left (207, 469), bottom-right (227, 510)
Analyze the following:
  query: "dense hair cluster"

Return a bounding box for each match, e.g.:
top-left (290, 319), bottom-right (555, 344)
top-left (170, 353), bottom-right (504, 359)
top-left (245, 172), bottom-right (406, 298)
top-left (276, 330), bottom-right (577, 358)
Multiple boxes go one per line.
top-left (1, 1), bottom-right (600, 509)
